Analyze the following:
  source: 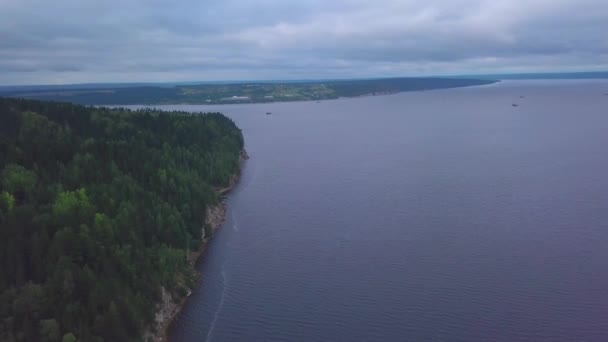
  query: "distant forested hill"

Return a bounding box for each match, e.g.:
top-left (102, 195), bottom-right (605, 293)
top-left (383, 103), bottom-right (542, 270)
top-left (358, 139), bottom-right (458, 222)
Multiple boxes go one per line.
top-left (0, 77), bottom-right (497, 105)
top-left (0, 98), bottom-right (243, 341)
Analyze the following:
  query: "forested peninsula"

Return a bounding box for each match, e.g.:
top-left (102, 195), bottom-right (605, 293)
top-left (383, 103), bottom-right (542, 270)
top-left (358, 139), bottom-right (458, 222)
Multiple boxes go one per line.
top-left (0, 98), bottom-right (245, 341)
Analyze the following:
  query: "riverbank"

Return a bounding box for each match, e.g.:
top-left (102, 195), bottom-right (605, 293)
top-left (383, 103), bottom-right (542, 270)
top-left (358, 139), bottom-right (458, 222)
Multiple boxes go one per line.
top-left (143, 149), bottom-right (249, 342)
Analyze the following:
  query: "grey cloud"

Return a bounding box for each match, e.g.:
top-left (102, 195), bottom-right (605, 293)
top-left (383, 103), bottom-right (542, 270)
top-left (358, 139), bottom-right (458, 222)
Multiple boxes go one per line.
top-left (0, 0), bottom-right (607, 85)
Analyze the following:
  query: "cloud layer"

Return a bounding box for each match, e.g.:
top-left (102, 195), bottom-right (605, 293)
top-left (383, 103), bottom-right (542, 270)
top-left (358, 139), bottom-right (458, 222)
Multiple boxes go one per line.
top-left (1, 0), bottom-right (607, 84)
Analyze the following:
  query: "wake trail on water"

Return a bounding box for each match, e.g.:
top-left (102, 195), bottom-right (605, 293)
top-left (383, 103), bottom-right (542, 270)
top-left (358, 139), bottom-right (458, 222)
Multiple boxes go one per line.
top-left (231, 209), bottom-right (239, 232)
top-left (205, 267), bottom-right (228, 342)
top-left (205, 157), bottom-right (257, 341)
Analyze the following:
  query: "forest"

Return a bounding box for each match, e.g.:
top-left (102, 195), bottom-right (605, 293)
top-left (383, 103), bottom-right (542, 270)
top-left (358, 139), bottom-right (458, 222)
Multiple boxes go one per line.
top-left (0, 97), bottom-right (244, 341)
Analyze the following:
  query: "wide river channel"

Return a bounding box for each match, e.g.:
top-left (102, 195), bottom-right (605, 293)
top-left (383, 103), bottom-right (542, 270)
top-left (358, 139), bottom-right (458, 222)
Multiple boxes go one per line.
top-left (140, 80), bottom-right (608, 341)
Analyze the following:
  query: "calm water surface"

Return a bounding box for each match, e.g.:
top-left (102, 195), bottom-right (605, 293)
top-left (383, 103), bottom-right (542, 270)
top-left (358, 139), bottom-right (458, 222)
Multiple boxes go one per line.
top-left (152, 80), bottom-right (608, 341)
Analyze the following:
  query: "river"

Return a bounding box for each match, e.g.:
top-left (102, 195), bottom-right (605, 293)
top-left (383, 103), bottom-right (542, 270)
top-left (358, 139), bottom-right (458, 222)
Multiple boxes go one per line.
top-left (146, 80), bottom-right (608, 341)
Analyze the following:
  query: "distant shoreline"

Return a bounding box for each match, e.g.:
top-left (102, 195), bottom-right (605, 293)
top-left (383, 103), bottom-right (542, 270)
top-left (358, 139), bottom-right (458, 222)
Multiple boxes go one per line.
top-left (0, 77), bottom-right (498, 106)
top-left (120, 82), bottom-right (503, 109)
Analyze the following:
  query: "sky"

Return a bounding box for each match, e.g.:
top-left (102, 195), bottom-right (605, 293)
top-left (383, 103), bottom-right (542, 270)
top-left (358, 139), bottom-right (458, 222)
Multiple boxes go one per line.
top-left (1, 0), bottom-right (607, 85)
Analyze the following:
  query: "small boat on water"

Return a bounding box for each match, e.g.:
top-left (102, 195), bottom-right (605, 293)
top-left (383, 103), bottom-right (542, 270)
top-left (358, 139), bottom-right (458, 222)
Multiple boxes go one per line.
top-left (266, 112), bottom-right (272, 115)
top-left (512, 103), bottom-right (519, 107)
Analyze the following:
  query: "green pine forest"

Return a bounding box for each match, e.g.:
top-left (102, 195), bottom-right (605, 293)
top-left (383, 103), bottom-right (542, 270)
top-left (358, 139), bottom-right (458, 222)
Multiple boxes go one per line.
top-left (0, 97), bottom-right (244, 341)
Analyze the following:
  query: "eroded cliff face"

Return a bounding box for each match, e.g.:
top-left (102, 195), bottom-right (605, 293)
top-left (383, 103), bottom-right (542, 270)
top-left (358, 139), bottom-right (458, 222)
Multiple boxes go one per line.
top-left (143, 149), bottom-right (248, 342)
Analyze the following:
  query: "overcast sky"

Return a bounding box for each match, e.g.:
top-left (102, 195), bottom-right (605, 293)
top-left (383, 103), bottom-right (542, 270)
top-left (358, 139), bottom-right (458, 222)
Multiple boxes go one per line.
top-left (1, 0), bottom-right (607, 85)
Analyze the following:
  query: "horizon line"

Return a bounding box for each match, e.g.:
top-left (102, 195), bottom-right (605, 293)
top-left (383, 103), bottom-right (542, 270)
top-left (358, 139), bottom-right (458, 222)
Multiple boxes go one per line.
top-left (1, 70), bottom-right (607, 88)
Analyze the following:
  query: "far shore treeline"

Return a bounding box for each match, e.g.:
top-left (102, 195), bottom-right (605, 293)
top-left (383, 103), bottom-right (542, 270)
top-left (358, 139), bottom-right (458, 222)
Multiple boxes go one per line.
top-left (0, 98), bottom-right (244, 341)
top-left (0, 77), bottom-right (497, 105)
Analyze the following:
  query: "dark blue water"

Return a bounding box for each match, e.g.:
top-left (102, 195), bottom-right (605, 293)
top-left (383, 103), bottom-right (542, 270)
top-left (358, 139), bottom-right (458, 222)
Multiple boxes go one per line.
top-left (158, 80), bottom-right (608, 341)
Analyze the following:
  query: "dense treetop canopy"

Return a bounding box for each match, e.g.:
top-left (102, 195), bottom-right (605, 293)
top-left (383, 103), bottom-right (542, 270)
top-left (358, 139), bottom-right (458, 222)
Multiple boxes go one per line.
top-left (0, 98), bottom-right (244, 341)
